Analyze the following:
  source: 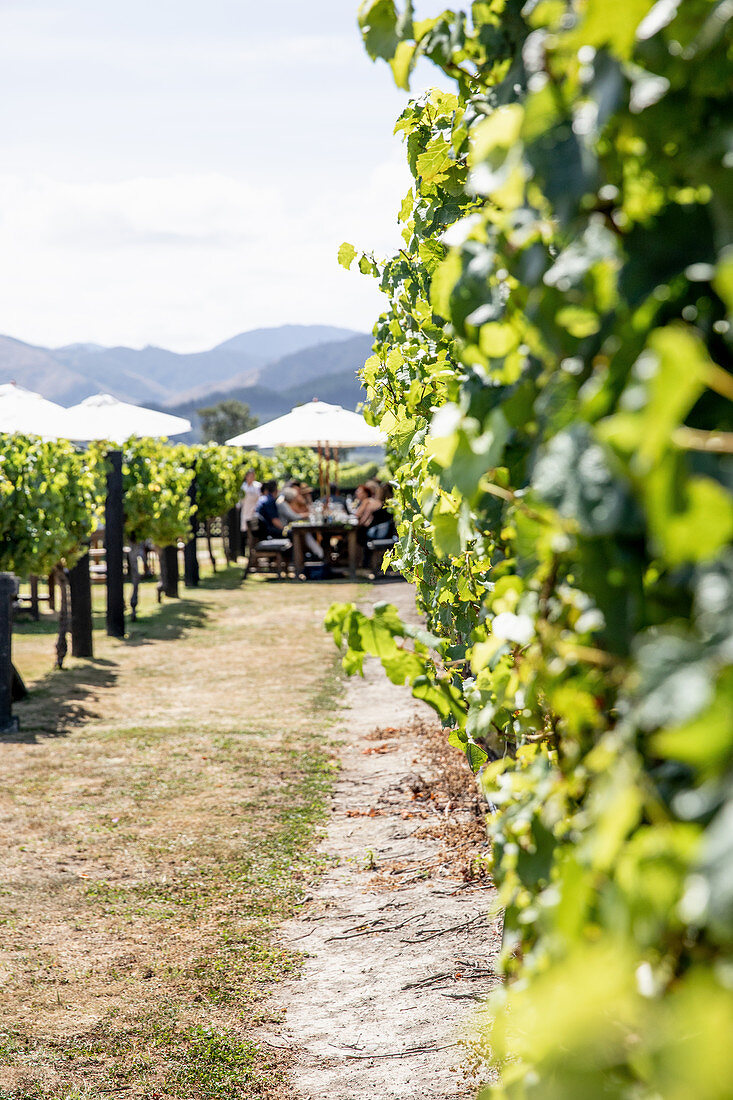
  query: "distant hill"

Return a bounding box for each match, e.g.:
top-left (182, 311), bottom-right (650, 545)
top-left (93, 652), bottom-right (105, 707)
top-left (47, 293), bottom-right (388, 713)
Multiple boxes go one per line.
top-left (168, 387), bottom-right (292, 431)
top-left (248, 333), bottom-right (373, 392)
top-left (167, 333), bottom-right (372, 440)
top-left (53, 343), bottom-right (260, 405)
top-left (214, 324), bottom-right (356, 361)
top-left (284, 366), bottom-right (366, 410)
top-left (173, 332), bottom-right (373, 404)
top-left (0, 335), bottom-right (92, 404)
top-left (0, 324), bottom-right (368, 413)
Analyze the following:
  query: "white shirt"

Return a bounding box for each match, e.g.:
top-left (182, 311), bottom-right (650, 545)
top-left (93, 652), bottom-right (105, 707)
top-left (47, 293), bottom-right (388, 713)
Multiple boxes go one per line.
top-left (240, 479), bottom-right (262, 529)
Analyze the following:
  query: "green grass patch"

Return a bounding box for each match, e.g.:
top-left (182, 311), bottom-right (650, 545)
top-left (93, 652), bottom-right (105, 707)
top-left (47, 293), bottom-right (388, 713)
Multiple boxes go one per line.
top-left (1, 738), bottom-right (335, 1097)
top-left (165, 1027), bottom-right (281, 1098)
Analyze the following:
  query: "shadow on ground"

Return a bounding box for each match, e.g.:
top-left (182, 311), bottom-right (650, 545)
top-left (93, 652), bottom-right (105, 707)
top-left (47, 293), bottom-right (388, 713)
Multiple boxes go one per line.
top-left (6, 658), bottom-right (118, 743)
top-left (124, 596), bottom-right (213, 645)
top-left (14, 595), bottom-right (213, 649)
top-left (9, 588), bottom-right (215, 739)
top-left (12, 614), bottom-right (62, 637)
top-left (197, 565), bottom-right (245, 591)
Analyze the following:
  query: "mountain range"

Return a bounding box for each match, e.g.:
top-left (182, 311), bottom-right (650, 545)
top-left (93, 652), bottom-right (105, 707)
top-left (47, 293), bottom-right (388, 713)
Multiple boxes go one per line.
top-left (0, 324), bottom-right (374, 435)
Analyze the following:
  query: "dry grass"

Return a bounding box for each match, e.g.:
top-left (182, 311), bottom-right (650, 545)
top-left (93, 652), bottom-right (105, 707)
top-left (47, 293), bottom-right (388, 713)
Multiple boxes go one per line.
top-left (364, 718), bottom-right (493, 890)
top-left (1, 565), bottom-right (362, 1099)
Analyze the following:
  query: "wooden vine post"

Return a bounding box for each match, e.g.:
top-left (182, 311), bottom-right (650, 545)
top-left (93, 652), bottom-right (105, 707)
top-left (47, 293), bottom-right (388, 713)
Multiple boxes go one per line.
top-left (69, 551), bottom-right (94, 659)
top-left (105, 449), bottom-right (125, 638)
top-left (184, 476), bottom-right (200, 588)
top-left (53, 564), bottom-right (71, 669)
top-left (158, 545), bottom-right (179, 599)
top-left (29, 576), bottom-right (40, 621)
top-left (204, 519), bottom-right (217, 573)
top-left (0, 573), bottom-right (19, 735)
top-left (127, 544), bottom-right (144, 621)
top-left (225, 507), bottom-right (240, 563)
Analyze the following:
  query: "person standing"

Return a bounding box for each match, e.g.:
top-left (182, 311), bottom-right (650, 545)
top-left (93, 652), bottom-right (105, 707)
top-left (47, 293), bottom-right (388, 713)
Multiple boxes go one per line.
top-left (239, 468), bottom-right (262, 532)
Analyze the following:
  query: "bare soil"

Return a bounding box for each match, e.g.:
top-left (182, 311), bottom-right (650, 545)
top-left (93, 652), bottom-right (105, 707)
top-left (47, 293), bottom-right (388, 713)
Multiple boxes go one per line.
top-left (267, 582), bottom-right (501, 1100)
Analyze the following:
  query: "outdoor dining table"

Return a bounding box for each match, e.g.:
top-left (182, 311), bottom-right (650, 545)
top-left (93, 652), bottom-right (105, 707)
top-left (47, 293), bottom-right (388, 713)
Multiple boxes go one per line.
top-left (289, 519), bottom-right (359, 580)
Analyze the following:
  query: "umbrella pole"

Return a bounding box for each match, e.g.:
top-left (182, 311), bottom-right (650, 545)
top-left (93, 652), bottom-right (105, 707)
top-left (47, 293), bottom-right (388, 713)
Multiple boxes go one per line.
top-left (325, 443), bottom-right (331, 508)
top-left (317, 442), bottom-right (323, 502)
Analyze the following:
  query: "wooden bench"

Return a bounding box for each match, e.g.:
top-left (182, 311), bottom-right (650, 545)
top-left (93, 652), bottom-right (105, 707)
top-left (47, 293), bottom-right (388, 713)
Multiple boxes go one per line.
top-left (14, 574), bottom-right (55, 618)
top-left (243, 521), bottom-right (292, 579)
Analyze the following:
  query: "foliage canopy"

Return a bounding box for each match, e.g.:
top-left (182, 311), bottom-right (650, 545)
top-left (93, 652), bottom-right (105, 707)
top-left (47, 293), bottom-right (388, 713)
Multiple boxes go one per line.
top-left (0, 434), bottom-right (101, 576)
top-left (198, 399), bottom-right (258, 445)
top-left (0, 433), bottom-right (337, 577)
top-left (329, 1), bottom-right (733, 1094)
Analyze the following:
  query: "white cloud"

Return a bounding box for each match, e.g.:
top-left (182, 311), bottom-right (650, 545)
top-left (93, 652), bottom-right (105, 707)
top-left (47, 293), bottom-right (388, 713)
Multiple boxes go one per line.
top-left (4, 174), bottom-right (281, 249)
top-left (0, 0), bottom-right (439, 352)
top-left (0, 156), bottom-right (411, 351)
top-left (2, 21), bottom-right (359, 73)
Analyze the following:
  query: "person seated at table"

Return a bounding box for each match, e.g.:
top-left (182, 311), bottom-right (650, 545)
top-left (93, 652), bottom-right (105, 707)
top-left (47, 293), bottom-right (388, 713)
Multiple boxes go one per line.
top-left (296, 480), bottom-right (315, 507)
top-left (375, 481), bottom-right (395, 515)
top-left (255, 481), bottom-right (284, 539)
top-left (284, 480), bottom-right (310, 517)
top-left (277, 487), bottom-right (324, 559)
top-left (353, 483), bottom-right (381, 527)
top-left (368, 482), bottom-right (397, 540)
top-left (328, 483), bottom-right (348, 511)
top-left (276, 487), bottom-right (302, 524)
top-left (353, 483), bottom-right (382, 564)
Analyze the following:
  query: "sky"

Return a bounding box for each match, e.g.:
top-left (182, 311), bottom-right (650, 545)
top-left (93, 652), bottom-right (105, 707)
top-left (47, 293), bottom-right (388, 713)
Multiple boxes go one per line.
top-left (0, 0), bottom-right (444, 352)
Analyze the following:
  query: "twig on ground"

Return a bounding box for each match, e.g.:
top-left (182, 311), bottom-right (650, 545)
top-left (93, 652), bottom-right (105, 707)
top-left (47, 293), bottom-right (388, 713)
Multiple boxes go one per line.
top-left (401, 970), bottom-right (455, 990)
top-left (326, 913), bottom-right (422, 941)
top-left (329, 1041), bottom-right (460, 1060)
top-left (440, 990), bottom-right (490, 1000)
top-left (401, 911), bottom-right (490, 943)
top-left (259, 1037), bottom-right (459, 1060)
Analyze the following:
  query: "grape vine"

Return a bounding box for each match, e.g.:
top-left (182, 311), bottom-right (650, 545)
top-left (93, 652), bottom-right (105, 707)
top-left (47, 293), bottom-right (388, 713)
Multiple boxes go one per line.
top-left (117, 438), bottom-right (195, 549)
top-left (327, 1), bottom-right (733, 1094)
top-left (0, 434), bottom-right (102, 578)
top-left (190, 443), bottom-right (245, 524)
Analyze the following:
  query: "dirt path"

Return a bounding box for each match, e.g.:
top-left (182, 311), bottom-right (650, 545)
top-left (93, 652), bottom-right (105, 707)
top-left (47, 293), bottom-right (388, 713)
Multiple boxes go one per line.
top-left (268, 582), bottom-right (501, 1100)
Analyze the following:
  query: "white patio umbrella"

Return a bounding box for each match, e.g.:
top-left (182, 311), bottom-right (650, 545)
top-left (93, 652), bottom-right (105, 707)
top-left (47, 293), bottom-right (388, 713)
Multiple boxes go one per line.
top-left (0, 381), bottom-right (76, 440)
top-left (64, 393), bottom-right (192, 444)
top-left (226, 399), bottom-right (383, 449)
top-left (226, 398), bottom-right (383, 499)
